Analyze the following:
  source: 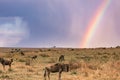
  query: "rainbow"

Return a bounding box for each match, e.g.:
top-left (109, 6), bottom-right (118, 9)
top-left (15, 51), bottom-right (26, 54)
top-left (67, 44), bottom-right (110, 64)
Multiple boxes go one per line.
top-left (80, 0), bottom-right (111, 48)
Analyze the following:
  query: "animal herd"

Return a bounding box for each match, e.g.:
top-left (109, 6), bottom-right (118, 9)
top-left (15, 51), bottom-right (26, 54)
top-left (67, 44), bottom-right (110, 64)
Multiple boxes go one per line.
top-left (0, 49), bottom-right (79, 80)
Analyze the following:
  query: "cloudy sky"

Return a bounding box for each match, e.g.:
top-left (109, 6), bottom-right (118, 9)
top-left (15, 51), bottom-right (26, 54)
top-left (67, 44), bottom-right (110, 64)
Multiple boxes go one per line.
top-left (0, 0), bottom-right (120, 48)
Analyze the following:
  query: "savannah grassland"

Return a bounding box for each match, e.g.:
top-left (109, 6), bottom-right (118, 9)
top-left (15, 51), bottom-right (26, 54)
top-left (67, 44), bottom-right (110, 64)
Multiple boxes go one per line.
top-left (0, 47), bottom-right (120, 80)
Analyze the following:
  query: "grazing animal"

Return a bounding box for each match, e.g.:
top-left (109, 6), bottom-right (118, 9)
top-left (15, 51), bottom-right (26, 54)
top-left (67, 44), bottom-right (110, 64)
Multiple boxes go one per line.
top-left (58, 55), bottom-right (65, 62)
top-left (10, 48), bottom-right (21, 53)
top-left (10, 48), bottom-right (15, 53)
top-left (15, 48), bottom-right (20, 52)
top-left (44, 63), bottom-right (69, 80)
top-left (31, 55), bottom-right (37, 60)
top-left (0, 58), bottom-right (13, 70)
top-left (10, 51), bottom-right (14, 53)
top-left (20, 51), bottom-right (25, 56)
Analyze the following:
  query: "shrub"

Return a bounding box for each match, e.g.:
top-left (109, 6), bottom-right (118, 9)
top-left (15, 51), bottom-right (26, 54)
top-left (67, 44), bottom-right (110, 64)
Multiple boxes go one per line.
top-left (18, 59), bottom-right (26, 62)
top-left (8, 68), bottom-right (13, 72)
top-left (116, 46), bottom-right (120, 48)
top-left (48, 49), bottom-right (51, 51)
top-left (0, 74), bottom-right (10, 79)
top-left (71, 71), bottom-right (77, 75)
top-left (0, 70), bottom-right (3, 73)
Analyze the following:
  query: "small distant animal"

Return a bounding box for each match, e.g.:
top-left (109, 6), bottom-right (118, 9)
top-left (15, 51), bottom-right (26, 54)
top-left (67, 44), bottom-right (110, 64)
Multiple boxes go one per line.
top-left (16, 49), bottom-right (21, 52)
top-left (20, 51), bottom-right (25, 56)
top-left (10, 51), bottom-right (14, 53)
top-left (44, 63), bottom-right (69, 80)
top-left (0, 58), bottom-right (13, 70)
top-left (10, 48), bottom-right (21, 53)
top-left (10, 48), bottom-right (15, 53)
top-left (58, 55), bottom-right (65, 62)
top-left (31, 55), bottom-right (37, 60)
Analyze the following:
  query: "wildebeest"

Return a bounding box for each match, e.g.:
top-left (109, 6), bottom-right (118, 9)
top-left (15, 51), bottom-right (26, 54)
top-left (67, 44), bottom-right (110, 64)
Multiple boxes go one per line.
top-left (44, 63), bottom-right (69, 80)
top-left (10, 48), bottom-right (21, 54)
top-left (15, 48), bottom-right (21, 52)
top-left (19, 51), bottom-right (25, 56)
top-left (31, 55), bottom-right (37, 60)
top-left (58, 55), bottom-right (65, 62)
top-left (0, 58), bottom-right (13, 70)
top-left (10, 48), bottom-right (16, 53)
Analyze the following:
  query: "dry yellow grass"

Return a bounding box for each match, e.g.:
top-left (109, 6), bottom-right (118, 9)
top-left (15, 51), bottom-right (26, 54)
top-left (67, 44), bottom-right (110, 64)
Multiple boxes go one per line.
top-left (0, 47), bottom-right (120, 80)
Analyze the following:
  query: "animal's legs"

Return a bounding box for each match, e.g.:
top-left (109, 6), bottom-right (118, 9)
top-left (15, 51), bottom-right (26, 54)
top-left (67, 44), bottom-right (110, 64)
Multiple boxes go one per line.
top-left (3, 65), bottom-right (5, 70)
top-left (59, 69), bottom-right (62, 80)
top-left (44, 69), bottom-right (47, 80)
top-left (48, 71), bottom-right (50, 80)
top-left (9, 64), bottom-right (11, 69)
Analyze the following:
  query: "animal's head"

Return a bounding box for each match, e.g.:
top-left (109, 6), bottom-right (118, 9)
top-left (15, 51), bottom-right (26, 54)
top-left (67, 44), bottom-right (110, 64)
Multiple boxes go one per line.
top-left (0, 58), bottom-right (4, 62)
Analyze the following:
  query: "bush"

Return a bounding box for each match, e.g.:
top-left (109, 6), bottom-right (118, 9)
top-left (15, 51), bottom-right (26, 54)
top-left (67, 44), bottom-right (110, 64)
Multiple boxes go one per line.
top-left (116, 46), bottom-right (120, 48)
top-left (71, 71), bottom-right (77, 75)
top-left (8, 68), bottom-right (13, 72)
top-left (0, 74), bottom-right (10, 79)
top-left (18, 59), bottom-right (26, 62)
top-left (47, 49), bottom-right (51, 51)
